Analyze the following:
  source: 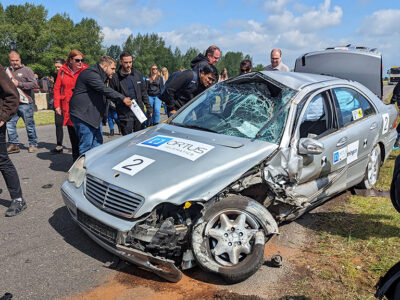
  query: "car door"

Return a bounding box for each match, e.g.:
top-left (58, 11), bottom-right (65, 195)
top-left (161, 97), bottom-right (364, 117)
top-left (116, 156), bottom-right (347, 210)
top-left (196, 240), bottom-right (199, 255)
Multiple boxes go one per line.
top-left (330, 87), bottom-right (378, 187)
top-left (290, 90), bottom-right (348, 203)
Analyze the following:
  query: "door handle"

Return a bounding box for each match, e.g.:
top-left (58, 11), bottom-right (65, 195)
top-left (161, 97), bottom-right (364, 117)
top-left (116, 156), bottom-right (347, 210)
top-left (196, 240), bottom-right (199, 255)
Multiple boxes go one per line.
top-left (370, 122), bottom-right (377, 130)
top-left (336, 137), bottom-right (347, 147)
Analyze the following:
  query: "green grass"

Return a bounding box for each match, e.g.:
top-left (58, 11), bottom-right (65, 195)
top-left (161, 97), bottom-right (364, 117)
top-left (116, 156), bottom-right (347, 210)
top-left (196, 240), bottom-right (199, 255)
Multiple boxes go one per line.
top-left (291, 152), bottom-right (400, 299)
top-left (16, 110), bottom-right (54, 128)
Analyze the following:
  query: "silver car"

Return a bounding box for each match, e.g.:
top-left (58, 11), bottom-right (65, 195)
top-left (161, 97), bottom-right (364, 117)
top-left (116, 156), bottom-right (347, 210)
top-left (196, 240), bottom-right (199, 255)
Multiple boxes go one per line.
top-left (61, 69), bottom-right (397, 283)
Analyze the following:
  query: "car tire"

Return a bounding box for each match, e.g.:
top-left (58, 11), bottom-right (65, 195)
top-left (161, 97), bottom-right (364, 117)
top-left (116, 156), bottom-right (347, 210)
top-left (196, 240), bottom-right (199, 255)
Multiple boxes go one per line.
top-left (191, 196), bottom-right (265, 283)
top-left (358, 144), bottom-right (381, 189)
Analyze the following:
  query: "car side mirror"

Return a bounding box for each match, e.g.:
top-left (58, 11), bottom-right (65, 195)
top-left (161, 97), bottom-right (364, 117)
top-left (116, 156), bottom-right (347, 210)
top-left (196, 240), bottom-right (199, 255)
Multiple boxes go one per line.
top-left (298, 138), bottom-right (324, 155)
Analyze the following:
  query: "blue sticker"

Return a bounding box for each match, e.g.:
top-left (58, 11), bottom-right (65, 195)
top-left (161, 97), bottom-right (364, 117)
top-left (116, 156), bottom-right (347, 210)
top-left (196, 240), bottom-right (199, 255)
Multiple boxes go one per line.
top-left (333, 151), bottom-right (339, 164)
top-left (141, 136), bottom-right (173, 147)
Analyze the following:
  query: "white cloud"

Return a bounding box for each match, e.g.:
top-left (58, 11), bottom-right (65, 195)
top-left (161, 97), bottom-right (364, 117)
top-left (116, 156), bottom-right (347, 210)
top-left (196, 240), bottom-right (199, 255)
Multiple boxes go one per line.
top-left (157, 0), bottom-right (344, 68)
top-left (263, 0), bottom-right (291, 14)
top-left (78, 0), bottom-right (162, 28)
top-left (265, 0), bottom-right (342, 33)
top-left (359, 9), bottom-right (400, 36)
top-left (101, 27), bottom-right (133, 45)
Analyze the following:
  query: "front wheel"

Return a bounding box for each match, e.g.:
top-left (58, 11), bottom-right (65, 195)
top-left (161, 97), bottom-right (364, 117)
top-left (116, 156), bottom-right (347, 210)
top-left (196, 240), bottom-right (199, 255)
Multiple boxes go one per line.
top-left (191, 197), bottom-right (266, 283)
top-left (358, 144), bottom-right (381, 189)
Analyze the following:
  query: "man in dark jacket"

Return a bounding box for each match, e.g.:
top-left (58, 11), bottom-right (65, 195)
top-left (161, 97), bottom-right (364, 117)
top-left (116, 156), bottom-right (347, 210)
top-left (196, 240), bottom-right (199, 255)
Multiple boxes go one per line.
top-left (162, 64), bottom-right (216, 114)
top-left (0, 64), bottom-right (26, 216)
top-left (69, 56), bottom-right (131, 155)
top-left (190, 45), bottom-right (220, 83)
top-left (109, 51), bottom-right (152, 135)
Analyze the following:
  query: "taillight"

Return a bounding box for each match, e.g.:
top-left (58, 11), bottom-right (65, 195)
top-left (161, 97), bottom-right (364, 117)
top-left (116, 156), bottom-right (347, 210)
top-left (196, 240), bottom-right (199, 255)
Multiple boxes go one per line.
top-left (392, 114), bottom-right (398, 130)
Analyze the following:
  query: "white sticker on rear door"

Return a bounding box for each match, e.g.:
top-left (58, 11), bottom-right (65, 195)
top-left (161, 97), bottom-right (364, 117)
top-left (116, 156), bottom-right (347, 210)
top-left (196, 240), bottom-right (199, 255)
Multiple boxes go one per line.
top-left (138, 135), bottom-right (214, 161)
top-left (382, 113), bottom-right (389, 135)
top-left (352, 108), bottom-right (363, 121)
top-left (112, 154), bottom-right (154, 176)
top-left (346, 141), bottom-right (359, 164)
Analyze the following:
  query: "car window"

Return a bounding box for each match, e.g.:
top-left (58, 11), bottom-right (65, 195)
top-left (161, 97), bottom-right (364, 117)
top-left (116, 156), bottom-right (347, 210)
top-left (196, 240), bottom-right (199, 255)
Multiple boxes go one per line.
top-left (332, 87), bottom-right (363, 126)
top-left (358, 92), bottom-right (375, 117)
top-left (172, 79), bottom-right (296, 143)
top-left (299, 93), bottom-right (330, 139)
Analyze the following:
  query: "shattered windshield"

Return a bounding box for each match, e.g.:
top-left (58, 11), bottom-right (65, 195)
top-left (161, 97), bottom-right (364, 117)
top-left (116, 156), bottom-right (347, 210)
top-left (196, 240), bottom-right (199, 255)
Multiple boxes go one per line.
top-left (172, 75), bottom-right (296, 143)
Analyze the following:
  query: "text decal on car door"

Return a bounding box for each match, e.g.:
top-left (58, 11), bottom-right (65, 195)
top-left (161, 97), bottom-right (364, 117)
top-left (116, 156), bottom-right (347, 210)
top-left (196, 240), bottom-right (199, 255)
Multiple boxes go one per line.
top-left (112, 154), bottom-right (155, 176)
top-left (139, 135), bottom-right (214, 161)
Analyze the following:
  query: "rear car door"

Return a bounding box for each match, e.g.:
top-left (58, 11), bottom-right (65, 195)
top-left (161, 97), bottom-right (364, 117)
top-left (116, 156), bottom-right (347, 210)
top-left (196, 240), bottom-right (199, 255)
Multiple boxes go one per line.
top-left (331, 87), bottom-right (377, 187)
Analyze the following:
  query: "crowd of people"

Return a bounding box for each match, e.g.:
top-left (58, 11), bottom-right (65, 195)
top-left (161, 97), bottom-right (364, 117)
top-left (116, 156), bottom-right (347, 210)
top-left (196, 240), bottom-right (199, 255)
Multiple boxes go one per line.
top-left (0, 45), bottom-right (290, 217)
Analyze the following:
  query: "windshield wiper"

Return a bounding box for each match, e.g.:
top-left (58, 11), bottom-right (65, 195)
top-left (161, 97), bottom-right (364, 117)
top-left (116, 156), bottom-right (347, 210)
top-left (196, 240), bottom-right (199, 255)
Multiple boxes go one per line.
top-left (173, 123), bottom-right (218, 133)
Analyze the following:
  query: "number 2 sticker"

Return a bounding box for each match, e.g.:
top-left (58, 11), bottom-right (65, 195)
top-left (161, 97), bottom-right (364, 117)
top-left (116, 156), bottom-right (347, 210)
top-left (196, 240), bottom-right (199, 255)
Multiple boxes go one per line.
top-left (382, 113), bottom-right (389, 135)
top-left (112, 154), bottom-right (154, 176)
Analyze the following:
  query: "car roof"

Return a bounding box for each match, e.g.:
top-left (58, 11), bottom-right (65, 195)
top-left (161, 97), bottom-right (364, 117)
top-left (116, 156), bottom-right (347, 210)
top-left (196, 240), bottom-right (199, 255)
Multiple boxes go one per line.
top-left (259, 70), bottom-right (339, 91)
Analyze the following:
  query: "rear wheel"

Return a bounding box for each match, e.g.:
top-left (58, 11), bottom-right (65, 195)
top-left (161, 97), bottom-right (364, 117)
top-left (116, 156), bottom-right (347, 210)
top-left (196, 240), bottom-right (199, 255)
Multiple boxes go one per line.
top-left (191, 197), bottom-right (266, 283)
top-left (358, 144), bottom-right (381, 189)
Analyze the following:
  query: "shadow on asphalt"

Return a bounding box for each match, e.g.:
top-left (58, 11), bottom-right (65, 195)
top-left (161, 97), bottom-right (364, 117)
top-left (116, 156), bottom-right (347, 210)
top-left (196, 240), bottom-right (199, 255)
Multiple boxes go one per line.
top-left (49, 206), bottom-right (114, 264)
top-left (37, 142), bottom-right (73, 172)
top-left (0, 198), bottom-right (10, 208)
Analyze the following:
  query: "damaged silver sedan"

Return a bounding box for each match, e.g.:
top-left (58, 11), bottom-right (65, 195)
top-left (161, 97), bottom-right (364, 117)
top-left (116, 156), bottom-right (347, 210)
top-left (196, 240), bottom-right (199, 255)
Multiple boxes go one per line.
top-left (61, 70), bottom-right (397, 283)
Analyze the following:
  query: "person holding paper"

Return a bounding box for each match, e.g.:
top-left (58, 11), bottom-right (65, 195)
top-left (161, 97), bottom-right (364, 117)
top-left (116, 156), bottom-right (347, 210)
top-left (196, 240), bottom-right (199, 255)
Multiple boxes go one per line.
top-left (109, 51), bottom-right (152, 135)
top-left (69, 56), bottom-right (131, 155)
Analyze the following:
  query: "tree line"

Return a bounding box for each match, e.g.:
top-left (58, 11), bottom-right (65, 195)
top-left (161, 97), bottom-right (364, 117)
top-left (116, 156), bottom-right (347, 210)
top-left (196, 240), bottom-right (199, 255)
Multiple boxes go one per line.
top-left (0, 3), bottom-right (264, 78)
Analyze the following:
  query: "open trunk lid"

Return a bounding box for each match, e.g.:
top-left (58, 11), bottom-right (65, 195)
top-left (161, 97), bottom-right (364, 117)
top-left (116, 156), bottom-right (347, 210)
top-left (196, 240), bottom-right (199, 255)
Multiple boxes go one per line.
top-left (294, 46), bottom-right (383, 99)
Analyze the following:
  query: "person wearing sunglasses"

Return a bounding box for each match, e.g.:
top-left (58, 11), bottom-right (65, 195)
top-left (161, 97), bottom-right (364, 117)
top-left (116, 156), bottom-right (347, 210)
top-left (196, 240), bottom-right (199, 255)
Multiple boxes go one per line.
top-left (146, 64), bottom-right (163, 126)
top-left (240, 59), bottom-right (253, 74)
top-left (53, 49), bottom-right (88, 161)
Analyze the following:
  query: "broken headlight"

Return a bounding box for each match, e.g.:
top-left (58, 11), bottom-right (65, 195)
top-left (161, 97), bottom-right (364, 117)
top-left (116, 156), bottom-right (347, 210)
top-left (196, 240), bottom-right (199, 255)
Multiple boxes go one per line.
top-left (68, 156), bottom-right (86, 188)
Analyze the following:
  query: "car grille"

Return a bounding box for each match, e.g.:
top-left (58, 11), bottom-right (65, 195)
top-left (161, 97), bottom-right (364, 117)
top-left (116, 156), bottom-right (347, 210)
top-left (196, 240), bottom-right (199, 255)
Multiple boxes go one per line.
top-left (84, 174), bottom-right (144, 218)
top-left (77, 209), bottom-right (118, 244)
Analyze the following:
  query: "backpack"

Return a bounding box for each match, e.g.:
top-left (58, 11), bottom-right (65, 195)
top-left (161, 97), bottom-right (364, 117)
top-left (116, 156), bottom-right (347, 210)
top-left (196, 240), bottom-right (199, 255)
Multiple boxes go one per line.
top-left (159, 70), bottom-right (197, 101)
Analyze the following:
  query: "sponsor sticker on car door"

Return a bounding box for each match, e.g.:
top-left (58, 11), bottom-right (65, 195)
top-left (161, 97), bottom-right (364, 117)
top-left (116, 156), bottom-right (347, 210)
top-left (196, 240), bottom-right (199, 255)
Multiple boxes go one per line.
top-left (138, 135), bottom-right (214, 161)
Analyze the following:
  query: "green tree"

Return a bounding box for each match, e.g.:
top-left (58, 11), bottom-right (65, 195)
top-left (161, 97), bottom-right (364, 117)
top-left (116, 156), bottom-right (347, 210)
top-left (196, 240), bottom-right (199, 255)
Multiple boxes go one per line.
top-left (181, 47), bottom-right (199, 70)
top-left (254, 63), bottom-right (264, 71)
top-left (106, 45), bottom-right (122, 61)
top-left (218, 51), bottom-right (245, 77)
top-left (122, 33), bottom-right (174, 76)
top-left (0, 4), bottom-right (104, 77)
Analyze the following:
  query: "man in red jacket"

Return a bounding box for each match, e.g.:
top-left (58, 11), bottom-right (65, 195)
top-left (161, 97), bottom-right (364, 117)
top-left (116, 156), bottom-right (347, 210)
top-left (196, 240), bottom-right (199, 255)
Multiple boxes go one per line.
top-left (0, 64), bottom-right (26, 216)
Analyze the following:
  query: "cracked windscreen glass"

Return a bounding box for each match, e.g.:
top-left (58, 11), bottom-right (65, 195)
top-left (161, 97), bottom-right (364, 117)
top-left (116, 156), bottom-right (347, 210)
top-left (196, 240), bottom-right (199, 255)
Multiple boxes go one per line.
top-left (172, 76), bottom-right (296, 143)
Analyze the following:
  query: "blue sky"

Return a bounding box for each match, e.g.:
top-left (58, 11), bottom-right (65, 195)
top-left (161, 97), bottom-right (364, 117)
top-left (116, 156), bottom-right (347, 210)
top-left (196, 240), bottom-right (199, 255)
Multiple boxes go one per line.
top-left (3, 0), bottom-right (400, 72)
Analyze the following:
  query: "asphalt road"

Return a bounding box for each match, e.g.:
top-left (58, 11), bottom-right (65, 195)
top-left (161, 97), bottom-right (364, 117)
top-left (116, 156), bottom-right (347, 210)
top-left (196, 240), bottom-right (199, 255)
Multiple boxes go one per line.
top-left (0, 85), bottom-right (395, 299)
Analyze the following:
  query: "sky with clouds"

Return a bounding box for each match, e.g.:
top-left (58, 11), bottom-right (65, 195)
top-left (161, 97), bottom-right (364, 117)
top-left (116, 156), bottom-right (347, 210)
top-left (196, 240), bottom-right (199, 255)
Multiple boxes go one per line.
top-left (3, 0), bottom-right (400, 72)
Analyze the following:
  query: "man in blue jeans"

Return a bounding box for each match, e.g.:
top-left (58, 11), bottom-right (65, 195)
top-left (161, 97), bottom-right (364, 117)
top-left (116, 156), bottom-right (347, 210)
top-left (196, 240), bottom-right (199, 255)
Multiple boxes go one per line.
top-left (6, 51), bottom-right (38, 154)
top-left (69, 56), bottom-right (131, 155)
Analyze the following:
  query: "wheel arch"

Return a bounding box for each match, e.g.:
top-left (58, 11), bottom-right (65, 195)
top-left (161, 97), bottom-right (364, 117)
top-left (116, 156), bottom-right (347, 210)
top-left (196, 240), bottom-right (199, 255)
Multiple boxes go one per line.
top-left (202, 196), bottom-right (279, 236)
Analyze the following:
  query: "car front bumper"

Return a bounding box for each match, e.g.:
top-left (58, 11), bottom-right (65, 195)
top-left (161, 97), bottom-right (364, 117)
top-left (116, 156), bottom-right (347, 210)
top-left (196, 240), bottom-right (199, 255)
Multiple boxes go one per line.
top-left (61, 181), bottom-right (183, 282)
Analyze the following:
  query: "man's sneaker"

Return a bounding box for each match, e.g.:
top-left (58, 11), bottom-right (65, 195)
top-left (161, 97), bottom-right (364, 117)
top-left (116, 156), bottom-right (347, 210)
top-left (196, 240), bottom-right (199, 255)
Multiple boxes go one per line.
top-left (109, 129), bottom-right (114, 136)
top-left (7, 143), bottom-right (20, 154)
top-left (28, 146), bottom-right (37, 153)
top-left (5, 198), bottom-right (27, 217)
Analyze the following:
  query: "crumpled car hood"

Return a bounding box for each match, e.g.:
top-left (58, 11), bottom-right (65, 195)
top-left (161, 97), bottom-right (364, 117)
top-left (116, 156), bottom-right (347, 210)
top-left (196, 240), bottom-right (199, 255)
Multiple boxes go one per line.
top-left (84, 124), bottom-right (278, 217)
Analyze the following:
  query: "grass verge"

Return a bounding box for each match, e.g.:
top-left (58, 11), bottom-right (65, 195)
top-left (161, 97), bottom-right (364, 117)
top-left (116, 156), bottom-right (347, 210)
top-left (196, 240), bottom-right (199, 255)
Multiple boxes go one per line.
top-left (16, 110), bottom-right (54, 128)
top-left (289, 150), bottom-right (400, 299)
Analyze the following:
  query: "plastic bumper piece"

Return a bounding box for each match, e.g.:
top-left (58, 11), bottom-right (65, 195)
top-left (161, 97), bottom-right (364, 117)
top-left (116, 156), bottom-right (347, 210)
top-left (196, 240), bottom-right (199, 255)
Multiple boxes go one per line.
top-left (79, 225), bottom-right (183, 282)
